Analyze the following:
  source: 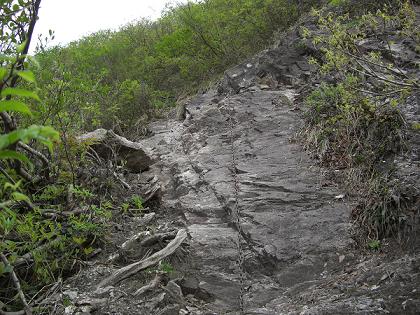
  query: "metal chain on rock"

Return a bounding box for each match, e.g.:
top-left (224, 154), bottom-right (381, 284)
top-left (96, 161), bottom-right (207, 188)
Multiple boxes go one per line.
top-left (227, 102), bottom-right (246, 315)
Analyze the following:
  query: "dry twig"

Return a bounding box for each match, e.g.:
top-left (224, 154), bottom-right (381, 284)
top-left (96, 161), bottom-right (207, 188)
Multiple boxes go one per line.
top-left (0, 253), bottom-right (32, 315)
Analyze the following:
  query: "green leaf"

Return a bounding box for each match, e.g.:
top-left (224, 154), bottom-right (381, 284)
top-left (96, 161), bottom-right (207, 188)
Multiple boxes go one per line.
top-left (0, 262), bottom-right (13, 276)
top-left (0, 150), bottom-right (32, 166)
top-left (26, 55), bottom-right (40, 69)
top-left (0, 67), bottom-right (7, 80)
top-left (1, 87), bottom-right (41, 101)
top-left (0, 100), bottom-right (32, 115)
top-left (4, 180), bottom-right (22, 191)
top-left (0, 125), bottom-right (59, 151)
top-left (16, 70), bottom-right (35, 83)
top-left (12, 191), bottom-right (31, 203)
top-left (17, 40), bottom-right (27, 53)
top-left (0, 54), bottom-right (16, 63)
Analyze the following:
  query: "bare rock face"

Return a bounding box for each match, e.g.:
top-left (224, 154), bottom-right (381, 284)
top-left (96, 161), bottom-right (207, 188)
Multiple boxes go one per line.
top-left (77, 129), bottom-right (153, 173)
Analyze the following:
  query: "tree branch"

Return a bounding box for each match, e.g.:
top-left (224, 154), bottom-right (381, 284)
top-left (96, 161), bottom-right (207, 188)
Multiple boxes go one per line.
top-left (0, 253), bottom-right (32, 315)
top-left (97, 229), bottom-right (187, 290)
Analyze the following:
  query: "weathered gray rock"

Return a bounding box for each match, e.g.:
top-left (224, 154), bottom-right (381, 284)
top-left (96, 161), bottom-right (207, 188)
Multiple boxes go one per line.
top-left (141, 79), bottom-right (419, 313)
top-left (165, 280), bottom-right (183, 301)
top-left (141, 85), bottom-right (356, 313)
top-left (77, 128), bottom-right (153, 173)
top-left (217, 17), bottom-right (317, 95)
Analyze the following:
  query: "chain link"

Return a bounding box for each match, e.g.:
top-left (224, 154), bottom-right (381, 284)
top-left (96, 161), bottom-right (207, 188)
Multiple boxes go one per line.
top-left (227, 103), bottom-right (245, 315)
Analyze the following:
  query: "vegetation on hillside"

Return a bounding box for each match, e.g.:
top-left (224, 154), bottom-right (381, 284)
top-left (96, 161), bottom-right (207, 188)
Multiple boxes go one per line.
top-left (34, 0), bottom-right (323, 134)
top-left (302, 0), bottom-right (419, 240)
top-left (0, 2), bottom-right (118, 313)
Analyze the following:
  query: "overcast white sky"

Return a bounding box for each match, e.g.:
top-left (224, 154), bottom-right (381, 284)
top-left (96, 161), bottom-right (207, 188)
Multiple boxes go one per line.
top-left (33, 0), bottom-right (179, 49)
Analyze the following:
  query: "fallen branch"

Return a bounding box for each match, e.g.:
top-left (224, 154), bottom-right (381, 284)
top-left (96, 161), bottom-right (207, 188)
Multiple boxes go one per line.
top-left (139, 231), bottom-right (177, 248)
top-left (0, 310), bottom-right (26, 315)
top-left (112, 171), bottom-right (131, 190)
top-left (0, 163), bottom-right (16, 185)
top-left (97, 229), bottom-right (187, 289)
top-left (107, 213), bottom-right (156, 263)
top-left (0, 253), bottom-right (32, 315)
top-left (133, 273), bottom-right (164, 296)
top-left (107, 231), bottom-right (151, 263)
top-left (40, 207), bottom-right (86, 220)
top-left (17, 142), bottom-right (49, 168)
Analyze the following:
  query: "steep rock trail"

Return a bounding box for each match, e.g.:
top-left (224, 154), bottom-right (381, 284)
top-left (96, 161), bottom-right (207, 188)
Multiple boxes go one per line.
top-left (141, 87), bottom-right (353, 314)
top-left (62, 86), bottom-right (420, 315)
top-left (62, 12), bottom-right (420, 313)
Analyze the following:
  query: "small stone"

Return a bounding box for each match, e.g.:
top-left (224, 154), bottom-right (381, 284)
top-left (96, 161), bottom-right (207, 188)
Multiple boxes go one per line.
top-left (179, 276), bottom-right (199, 295)
top-left (64, 306), bottom-right (76, 315)
top-left (166, 280), bottom-right (183, 300)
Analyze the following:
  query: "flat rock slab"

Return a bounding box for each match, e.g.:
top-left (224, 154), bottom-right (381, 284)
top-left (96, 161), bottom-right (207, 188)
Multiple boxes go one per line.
top-left (142, 88), bottom-right (354, 313)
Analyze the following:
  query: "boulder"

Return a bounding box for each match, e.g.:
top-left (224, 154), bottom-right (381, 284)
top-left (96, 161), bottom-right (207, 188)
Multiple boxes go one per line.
top-left (77, 129), bottom-right (153, 173)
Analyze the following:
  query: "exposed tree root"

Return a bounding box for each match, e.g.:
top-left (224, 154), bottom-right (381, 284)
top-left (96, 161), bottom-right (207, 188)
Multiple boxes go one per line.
top-left (97, 229), bottom-right (187, 290)
top-left (133, 273), bottom-right (164, 296)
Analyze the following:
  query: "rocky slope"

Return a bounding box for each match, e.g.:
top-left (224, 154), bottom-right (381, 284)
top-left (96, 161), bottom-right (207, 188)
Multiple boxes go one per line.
top-left (58, 6), bottom-right (419, 315)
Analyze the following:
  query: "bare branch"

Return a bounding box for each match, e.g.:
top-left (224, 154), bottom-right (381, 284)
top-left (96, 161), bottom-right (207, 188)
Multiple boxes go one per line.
top-left (97, 229), bottom-right (187, 290)
top-left (0, 253), bottom-right (32, 315)
top-left (17, 142), bottom-right (49, 167)
top-left (134, 273), bottom-right (164, 296)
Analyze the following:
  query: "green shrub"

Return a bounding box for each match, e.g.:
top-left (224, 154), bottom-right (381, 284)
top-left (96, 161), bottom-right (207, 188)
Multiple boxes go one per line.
top-left (303, 0), bottom-right (417, 239)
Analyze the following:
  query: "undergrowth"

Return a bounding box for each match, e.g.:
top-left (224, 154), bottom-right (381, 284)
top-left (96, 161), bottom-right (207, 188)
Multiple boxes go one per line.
top-left (301, 0), bottom-right (419, 240)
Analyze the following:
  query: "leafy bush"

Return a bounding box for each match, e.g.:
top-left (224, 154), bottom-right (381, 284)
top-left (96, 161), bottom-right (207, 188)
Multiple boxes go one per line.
top-left (0, 2), bottom-right (114, 312)
top-left (305, 78), bottom-right (406, 168)
top-left (302, 0), bottom-right (418, 239)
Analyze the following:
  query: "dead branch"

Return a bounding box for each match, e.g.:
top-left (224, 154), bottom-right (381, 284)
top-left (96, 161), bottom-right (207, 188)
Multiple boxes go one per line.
top-left (345, 50), bottom-right (412, 81)
top-left (139, 231), bottom-right (177, 248)
top-left (350, 66), bottom-right (416, 88)
top-left (133, 273), bottom-right (164, 296)
top-left (112, 171), bottom-right (131, 190)
top-left (0, 310), bottom-right (26, 315)
top-left (0, 253), bottom-right (32, 315)
top-left (107, 231), bottom-right (151, 263)
top-left (0, 163), bottom-right (16, 184)
top-left (40, 207), bottom-right (86, 220)
top-left (17, 142), bottom-right (49, 168)
top-left (85, 147), bottom-right (131, 189)
top-left (97, 229), bottom-right (187, 289)
top-left (106, 214), bottom-right (158, 263)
